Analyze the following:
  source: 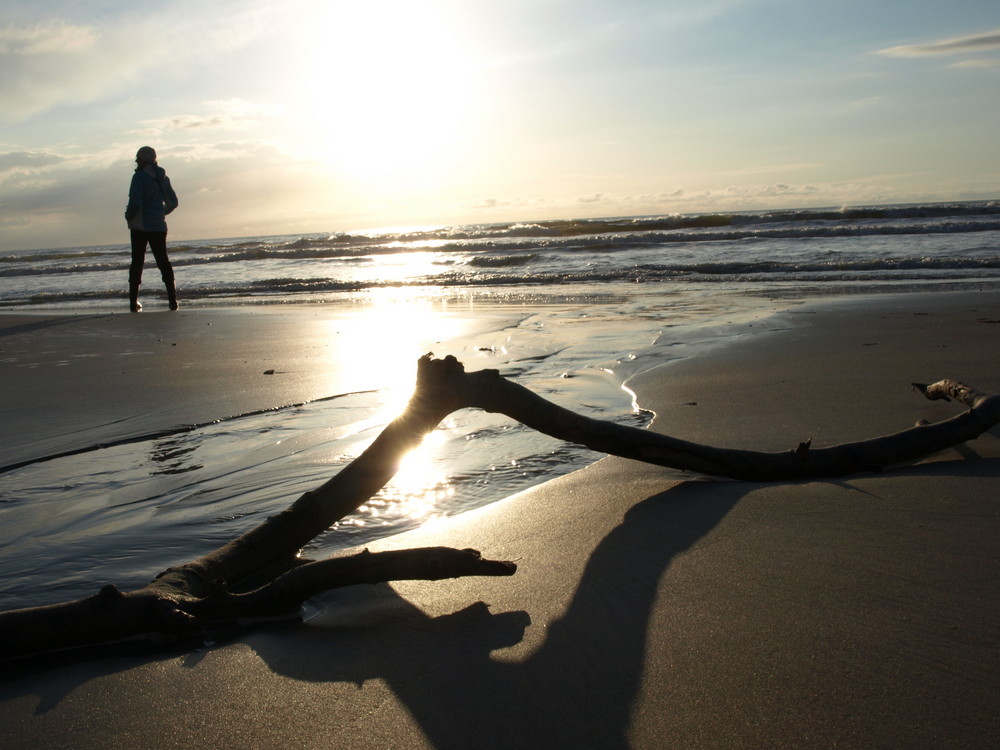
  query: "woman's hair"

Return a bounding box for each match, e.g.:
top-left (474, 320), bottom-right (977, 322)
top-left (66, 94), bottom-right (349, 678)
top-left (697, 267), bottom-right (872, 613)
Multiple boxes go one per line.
top-left (134, 146), bottom-right (157, 171)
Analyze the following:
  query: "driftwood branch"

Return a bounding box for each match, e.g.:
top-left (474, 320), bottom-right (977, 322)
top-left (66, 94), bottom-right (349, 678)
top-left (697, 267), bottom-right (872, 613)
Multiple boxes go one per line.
top-left (1, 547), bottom-right (516, 660)
top-left (2, 356), bottom-right (997, 661)
top-left (424, 359), bottom-right (1000, 481)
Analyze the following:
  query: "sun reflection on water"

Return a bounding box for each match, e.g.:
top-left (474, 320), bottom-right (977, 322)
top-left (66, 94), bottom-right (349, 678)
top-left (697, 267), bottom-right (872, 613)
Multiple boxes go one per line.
top-left (341, 427), bottom-right (457, 532)
top-left (363, 251), bottom-right (443, 285)
top-left (321, 292), bottom-right (472, 532)
top-left (323, 288), bottom-right (470, 413)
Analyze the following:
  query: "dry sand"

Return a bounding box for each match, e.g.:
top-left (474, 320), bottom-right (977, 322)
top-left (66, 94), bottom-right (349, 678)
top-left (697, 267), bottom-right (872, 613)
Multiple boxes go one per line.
top-left (1, 291), bottom-right (998, 749)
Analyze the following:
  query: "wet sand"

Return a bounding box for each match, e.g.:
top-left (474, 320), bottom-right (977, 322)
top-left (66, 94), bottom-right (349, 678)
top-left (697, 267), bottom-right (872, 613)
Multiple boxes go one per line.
top-left (0, 303), bottom-right (524, 472)
top-left (1, 291), bottom-right (998, 749)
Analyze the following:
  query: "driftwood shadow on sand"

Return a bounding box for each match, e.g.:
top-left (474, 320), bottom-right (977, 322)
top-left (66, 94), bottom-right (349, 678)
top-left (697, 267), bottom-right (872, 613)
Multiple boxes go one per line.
top-left (1, 475), bottom-right (741, 750)
top-left (3, 455), bottom-right (999, 747)
top-left (245, 481), bottom-right (738, 749)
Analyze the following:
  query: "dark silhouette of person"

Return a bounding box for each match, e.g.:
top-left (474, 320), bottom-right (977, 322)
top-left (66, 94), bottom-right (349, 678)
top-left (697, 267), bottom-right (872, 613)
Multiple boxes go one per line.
top-left (125, 146), bottom-right (179, 312)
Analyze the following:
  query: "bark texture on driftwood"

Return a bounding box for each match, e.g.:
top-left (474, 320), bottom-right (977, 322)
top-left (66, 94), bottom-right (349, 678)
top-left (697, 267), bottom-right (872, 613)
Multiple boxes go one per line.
top-left (1, 357), bottom-right (997, 661)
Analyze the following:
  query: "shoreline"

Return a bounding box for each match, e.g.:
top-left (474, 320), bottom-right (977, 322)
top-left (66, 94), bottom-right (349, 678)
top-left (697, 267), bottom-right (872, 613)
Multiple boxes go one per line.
top-left (2, 287), bottom-right (996, 486)
top-left (0, 287), bottom-right (781, 474)
top-left (1, 287), bottom-right (994, 497)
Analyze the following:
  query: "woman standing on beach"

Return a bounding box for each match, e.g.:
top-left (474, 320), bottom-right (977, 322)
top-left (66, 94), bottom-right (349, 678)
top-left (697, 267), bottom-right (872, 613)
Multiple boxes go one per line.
top-left (125, 146), bottom-right (179, 312)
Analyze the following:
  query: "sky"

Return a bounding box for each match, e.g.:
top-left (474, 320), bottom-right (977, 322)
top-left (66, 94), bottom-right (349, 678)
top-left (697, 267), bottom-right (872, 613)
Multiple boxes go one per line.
top-left (2, 0), bottom-right (999, 251)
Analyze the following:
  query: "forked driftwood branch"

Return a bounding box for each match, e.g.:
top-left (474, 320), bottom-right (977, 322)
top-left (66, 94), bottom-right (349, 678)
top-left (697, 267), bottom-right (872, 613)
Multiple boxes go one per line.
top-left (1, 358), bottom-right (997, 660)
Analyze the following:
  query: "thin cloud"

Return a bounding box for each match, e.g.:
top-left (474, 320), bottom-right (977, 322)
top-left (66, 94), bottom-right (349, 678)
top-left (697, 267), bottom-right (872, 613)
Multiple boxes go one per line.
top-left (877, 28), bottom-right (1000, 58)
top-left (0, 21), bottom-right (97, 55)
top-left (728, 162), bottom-right (826, 176)
top-left (0, 149), bottom-right (68, 178)
top-left (951, 59), bottom-right (1000, 69)
top-left (137, 100), bottom-right (284, 134)
top-left (0, 2), bottom-right (285, 122)
top-left (0, 20), bottom-right (117, 120)
top-left (837, 96), bottom-right (884, 114)
top-left (471, 198), bottom-right (510, 210)
top-left (722, 183), bottom-right (821, 198)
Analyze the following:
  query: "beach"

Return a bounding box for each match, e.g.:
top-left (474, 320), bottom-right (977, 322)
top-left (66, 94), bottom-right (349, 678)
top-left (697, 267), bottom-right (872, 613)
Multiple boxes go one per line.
top-left (1, 289), bottom-right (998, 748)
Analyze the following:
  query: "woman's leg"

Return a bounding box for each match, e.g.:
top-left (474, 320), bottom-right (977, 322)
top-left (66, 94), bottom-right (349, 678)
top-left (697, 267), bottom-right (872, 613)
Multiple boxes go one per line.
top-left (148, 232), bottom-right (178, 310)
top-left (129, 230), bottom-right (148, 311)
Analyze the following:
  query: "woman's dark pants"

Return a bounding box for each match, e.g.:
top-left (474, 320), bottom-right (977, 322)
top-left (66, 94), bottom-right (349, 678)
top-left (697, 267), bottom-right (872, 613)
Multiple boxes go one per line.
top-left (129, 230), bottom-right (177, 310)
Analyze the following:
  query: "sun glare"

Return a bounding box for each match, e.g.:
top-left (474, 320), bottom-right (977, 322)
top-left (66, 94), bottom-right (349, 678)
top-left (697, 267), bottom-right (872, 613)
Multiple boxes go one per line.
top-left (320, 294), bottom-right (471, 528)
top-left (300, 1), bottom-right (479, 179)
top-left (326, 291), bottom-right (469, 419)
top-left (386, 427), bottom-right (455, 515)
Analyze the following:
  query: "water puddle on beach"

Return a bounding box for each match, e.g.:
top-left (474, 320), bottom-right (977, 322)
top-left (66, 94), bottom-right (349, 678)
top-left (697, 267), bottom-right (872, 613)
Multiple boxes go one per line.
top-left (0, 289), bottom-right (783, 610)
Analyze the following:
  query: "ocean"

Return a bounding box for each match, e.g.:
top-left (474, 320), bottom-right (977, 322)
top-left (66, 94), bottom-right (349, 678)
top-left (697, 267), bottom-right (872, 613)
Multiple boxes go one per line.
top-left (2, 200), bottom-right (999, 610)
top-left (3, 201), bottom-right (1000, 310)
